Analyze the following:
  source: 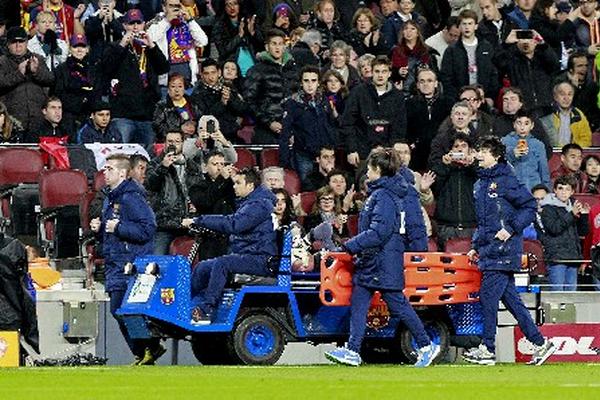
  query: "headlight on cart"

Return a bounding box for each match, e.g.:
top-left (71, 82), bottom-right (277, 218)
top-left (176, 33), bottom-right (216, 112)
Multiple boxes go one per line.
top-left (145, 262), bottom-right (160, 276)
top-left (123, 262), bottom-right (136, 275)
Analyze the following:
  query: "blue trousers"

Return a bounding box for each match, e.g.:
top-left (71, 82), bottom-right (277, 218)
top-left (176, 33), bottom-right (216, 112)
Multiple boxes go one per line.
top-left (547, 264), bottom-right (578, 291)
top-left (109, 289), bottom-right (160, 358)
top-left (191, 254), bottom-right (271, 313)
top-left (347, 284), bottom-right (430, 353)
top-left (480, 270), bottom-right (544, 353)
top-left (294, 152), bottom-right (316, 185)
top-left (111, 118), bottom-right (155, 149)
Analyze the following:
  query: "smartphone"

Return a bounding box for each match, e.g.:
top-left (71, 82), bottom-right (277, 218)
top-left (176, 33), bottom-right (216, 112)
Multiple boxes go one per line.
top-left (165, 144), bottom-right (177, 155)
top-left (516, 30), bottom-right (534, 40)
top-left (450, 152), bottom-right (465, 160)
top-left (206, 119), bottom-right (216, 134)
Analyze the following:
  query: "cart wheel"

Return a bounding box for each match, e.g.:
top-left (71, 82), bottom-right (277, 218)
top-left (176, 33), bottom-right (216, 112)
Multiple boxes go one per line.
top-left (191, 334), bottom-right (233, 365)
top-left (229, 313), bottom-right (286, 365)
top-left (399, 320), bottom-right (450, 364)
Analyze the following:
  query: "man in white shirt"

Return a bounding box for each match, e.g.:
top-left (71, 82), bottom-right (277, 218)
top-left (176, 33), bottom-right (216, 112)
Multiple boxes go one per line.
top-left (425, 16), bottom-right (460, 69)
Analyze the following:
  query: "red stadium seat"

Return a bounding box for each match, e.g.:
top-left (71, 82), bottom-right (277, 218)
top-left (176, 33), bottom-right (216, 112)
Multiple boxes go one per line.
top-left (234, 148), bottom-right (257, 169)
top-left (284, 169), bottom-right (301, 195)
top-left (573, 193), bottom-right (600, 209)
top-left (260, 148), bottom-right (280, 168)
top-left (592, 132), bottom-right (600, 147)
top-left (169, 236), bottom-right (200, 266)
top-left (444, 237), bottom-right (472, 253)
top-left (427, 238), bottom-right (438, 252)
top-left (93, 170), bottom-right (106, 192)
top-left (548, 152), bottom-right (562, 174)
top-left (299, 191), bottom-right (316, 214)
top-left (347, 214), bottom-right (359, 237)
top-left (237, 126), bottom-right (254, 144)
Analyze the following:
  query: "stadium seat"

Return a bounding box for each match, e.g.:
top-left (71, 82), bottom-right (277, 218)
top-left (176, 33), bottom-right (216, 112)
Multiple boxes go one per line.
top-left (237, 125), bottom-right (254, 144)
top-left (284, 169), bottom-right (301, 195)
top-left (523, 239), bottom-right (546, 276)
top-left (234, 148), bottom-right (257, 169)
top-left (548, 152), bottom-right (562, 174)
top-left (427, 238), bottom-right (438, 252)
top-left (93, 170), bottom-right (106, 192)
top-left (260, 148), bottom-right (280, 168)
top-left (347, 214), bottom-right (359, 237)
top-left (444, 237), bottom-right (472, 253)
top-left (299, 191), bottom-right (316, 214)
top-left (592, 132), bottom-right (600, 147)
top-left (169, 235), bottom-right (199, 266)
top-left (573, 193), bottom-right (600, 209)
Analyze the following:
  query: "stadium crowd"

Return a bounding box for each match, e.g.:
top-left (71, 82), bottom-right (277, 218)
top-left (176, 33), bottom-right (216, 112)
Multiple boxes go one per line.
top-left (2, 0), bottom-right (600, 295)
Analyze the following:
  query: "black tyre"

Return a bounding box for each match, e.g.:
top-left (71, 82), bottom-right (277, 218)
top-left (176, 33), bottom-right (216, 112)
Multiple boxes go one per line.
top-left (398, 320), bottom-right (450, 364)
top-left (191, 334), bottom-right (233, 365)
top-left (229, 313), bottom-right (286, 365)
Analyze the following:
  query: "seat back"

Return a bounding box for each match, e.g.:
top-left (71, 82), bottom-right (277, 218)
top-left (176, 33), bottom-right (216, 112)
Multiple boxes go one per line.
top-left (299, 191), bottom-right (316, 214)
top-left (0, 148), bottom-right (44, 186)
top-left (39, 169), bottom-right (89, 209)
top-left (234, 148), bottom-right (257, 169)
top-left (260, 148), bottom-right (280, 168)
top-left (284, 169), bottom-right (301, 195)
top-left (93, 170), bottom-right (106, 192)
top-left (573, 193), bottom-right (600, 209)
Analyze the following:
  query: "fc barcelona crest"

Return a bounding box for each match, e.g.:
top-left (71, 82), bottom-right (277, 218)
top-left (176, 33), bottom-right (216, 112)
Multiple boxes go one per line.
top-left (160, 288), bottom-right (175, 305)
top-left (366, 293), bottom-right (390, 329)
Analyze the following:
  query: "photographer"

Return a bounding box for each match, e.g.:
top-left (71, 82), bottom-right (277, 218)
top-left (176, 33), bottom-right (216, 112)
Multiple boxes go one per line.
top-left (27, 11), bottom-right (68, 72)
top-left (0, 27), bottom-right (54, 132)
top-left (146, 130), bottom-right (204, 255)
top-left (183, 115), bottom-right (237, 164)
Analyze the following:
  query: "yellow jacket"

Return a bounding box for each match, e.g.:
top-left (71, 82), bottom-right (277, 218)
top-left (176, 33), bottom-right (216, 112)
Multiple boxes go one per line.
top-left (539, 107), bottom-right (592, 147)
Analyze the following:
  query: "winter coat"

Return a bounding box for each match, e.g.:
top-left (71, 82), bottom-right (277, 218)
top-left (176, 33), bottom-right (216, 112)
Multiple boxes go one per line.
top-left (306, 17), bottom-right (346, 51)
top-left (439, 38), bottom-right (499, 101)
top-left (152, 95), bottom-right (202, 142)
top-left (76, 120), bottom-right (123, 144)
top-left (347, 29), bottom-right (390, 57)
top-left (539, 107), bottom-right (592, 148)
top-left (427, 126), bottom-right (476, 169)
top-left (473, 162), bottom-right (536, 272)
top-left (538, 194), bottom-right (589, 264)
top-left (430, 161), bottom-right (478, 227)
top-left (212, 15), bottom-right (264, 63)
top-left (189, 174), bottom-right (236, 216)
top-left (341, 82), bottom-right (407, 159)
top-left (550, 164), bottom-right (589, 194)
top-left (193, 185), bottom-right (278, 256)
top-left (279, 91), bottom-right (337, 167)
top-left (101, 43), bottom-right (170, 120)
top-left (52, 56), bottom-right (101, 118)
top-left (0, 52), bottom-right (54, 132)
top-left (345, 172), bottom-right (427, 290)
top-left (101, 179), bottom-right (156, 292)
top-left (492, 113), bottom-right (553, 159)
top-left (243, 51), bottom-right (299, 129)
top-left (27, 35), bottom-right (68, 71)
top-left (0, 115), bottom-right (27, 143)
top-left (502, 132), bottom-right (551, 191)
top-left (84, 11), bottom-right (125, 63)
top-left (26, 119), bottom-right (70, 143)
top-left (380, 11), bottom-right (430, 51)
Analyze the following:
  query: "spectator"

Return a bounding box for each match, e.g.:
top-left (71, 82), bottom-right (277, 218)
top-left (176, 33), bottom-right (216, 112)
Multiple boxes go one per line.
top-left (582, 154), bottom-right (600, 194)
top-left (190, 115), bottom-right (238, 163)
top-left (428, 101), bottom-right (474, 167)
top-left (379, 0), bottom-right (400, 18)
top-left (341, 56), bottom-right (406, 173)
top-left (356, 53), bottom-right (375, 81)
top-left (289, 29), bottom-right (322, 68)
top-left (380, 0), bottom-right (430, 51)
top-left (84, 0), bottom-right (125, 63)
top-left (429, 132), bottom-right (478, 249)
top-left (306, 0), bottom-right (345, 52)
top-left (586, 201), bottom-right (600, 291)
top-left (244, 29), bottom-right (299, 144)
top-left (425, 16), bottom-right (460, 69)
top-left (269, 3), bottom-right (299, 38)
top-left (570, 0), bottom-right (600, 72)
top-left (476, 0), bottom-right (513, 50)
top-left (304, 186), bottom-right (350, 244)
top-left (494, 29), bottom-right (560, 117)
top-left (502, 109), bottom-right (551, 191)
top-left (390, 20), bottom-right (437, 94)
top-left (492, 87), bottom-right (553, 158)
top-left (102, 9), bottom-right (170, 147)
top-left (405, 67), bottom-right (453, 171)
top-left (146, 0), bottom-right (208, 91)
top-left (188, 150), bottom-right (236, 260)
top-left (212, 0), bottom-right (263, 75)
top-left (28, 96), bottom-right (70, 143)
top-left (529, 0), bottom-right (575, 66)
top-left (222, 59), bottom-right (244, 94)
top-left (76, 101), bottom-right (122, 144)
top-left (153, 73), bottom-right (201, 142)
top-left (540, 81), bottom-right (592, 148)
top-left (190, 58), bottom-right (247, 144)
top-left (538, 175), bottom-right (589, 291)
top-left (279, 65), bottom-right (337, 182)
top-left (183, 168), bottom-right (278, 324)
top-left (440, 9), bottom-right (499, 102)
top-left (272, 188), bottom-right (296, 227)
top-left (27, 11), bottom-right (68, 72)
top-left (0, 19), bottom-right (6, 56)
top-left (145, 130), bottom-right (204, 254)
top-left (321, 69), bottom-right (348, 124)
top-left (0, 26), bottom-right (54, 133)
top-left (262, 166), bottom-right (285, 190)
top-left (30, 0), bottom-right (85, 42)
top-left (523, 183), bottom-right (550, 240)
top-left (551, 143), bottom-right (588, 193)
top-left (0, 101), bottom-right (27, 143)
top-left (327, 40), bottom-right (361, 90)
top-left (53, 34), bottom-right (99, 135)
top-left (262, 0), bottom-right (314, 31)
top-left (303, 145), bottom-right (336, 192)
top-left (506, 0), bottom-right (538, 29)
top-left (326, 169), bottom-right (358, 214)
top-left (347, 7), bottom-right (389, 57)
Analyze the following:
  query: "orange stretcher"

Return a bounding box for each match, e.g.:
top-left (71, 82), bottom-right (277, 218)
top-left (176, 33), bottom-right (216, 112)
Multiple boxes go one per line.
top-left (319, 252), bottom-right (482, 307)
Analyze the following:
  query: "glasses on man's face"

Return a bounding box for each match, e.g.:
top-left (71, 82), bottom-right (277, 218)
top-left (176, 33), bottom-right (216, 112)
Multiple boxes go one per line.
top-left (460, 97), bottom-right (479, 103)
top-left (166, 140), bottom-right (182, 145)
top-left (320, 197), bottom-right (335, 202)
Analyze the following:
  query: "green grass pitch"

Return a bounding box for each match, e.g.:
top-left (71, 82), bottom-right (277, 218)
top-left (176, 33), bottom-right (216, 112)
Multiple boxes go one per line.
top-left (1, 364), bottom-right (600, 399)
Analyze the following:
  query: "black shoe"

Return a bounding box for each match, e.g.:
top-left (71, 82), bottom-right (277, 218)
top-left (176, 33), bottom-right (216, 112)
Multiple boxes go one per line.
top-left (137, 344), bottom-right (167, 366)
top-left (191, 306), bottom-right (212, 325)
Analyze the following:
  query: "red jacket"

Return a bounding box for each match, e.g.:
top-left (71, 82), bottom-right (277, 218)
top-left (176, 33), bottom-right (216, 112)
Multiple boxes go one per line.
top-left (30, 5), bottom-right (76, 42)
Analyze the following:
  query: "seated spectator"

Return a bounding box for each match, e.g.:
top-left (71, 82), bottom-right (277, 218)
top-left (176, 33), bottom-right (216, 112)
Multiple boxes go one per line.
top-left (53, 34), bottom-right (100, 135)
top-left (187, 116), bottom-right (238, 164)
top-left (28, 96), bottom-right (69, 143)
top-left (76, 101), bottom-right (122, 144)
top-left (523, 183), bottom-right (550, 240)
top-left (153, 73), bottom-right (201, 142)
top-left (551, 143), bottom-right (588, 193)
top-left (429, 132), bottom-right (478, 249)
top-left (540, 82), bottom-right (592, 148)
top-left (327, 40), bottom-right (361, 90)
top-left (0, 101), bottom-right (27, 143)
top-left (272, 188), bottom-right (297, 227)
top-left (356, 53), bottom-right (375, 82)
top-left (428, 101), bottom-right (474, 168)
top-left (326, 169), bottom-right (358, 214)
top-left (146, 0), bottom-right (208, 90)
top-left (306, 0), bottom-right (345, 52)
top-left (303, 186), bottom-right (350, 245)
top-left (502, 109), bottom-right (550, 191)
top-left (493, 87), bottom-right (553, 159)
top-left (538, 175), bottom-right (589, 291)
top-left (381, 0), bottom-right (430, 51)
top-left (83, 0), bottom-right (125, 63)
top-left (390, 20), bottom-right (437, 94)
top-left (0, 26), bottom-right (54, 132)
top-left (425, 16), bottom-right (460, 69)
top-left (582, 154), bottom-right (600, 194)
top-left (321, 69), bottom-right (348, 124)
top-left (27, 11), bottom-right (68, 72)
top-left (279, 66), bottom-right (337, 183)
top-left (262, 166), bottom-right (285, 190)
top-left (270, 3), bottom-right (299, 39)
top-left (222, 60), bottom-right (244, 94)
top-left (347, 7), bottom-right (389, 57)
top-left (303, 145), bottom-right (336, 192)
top-left (191, 59), bottom-right (247, 144)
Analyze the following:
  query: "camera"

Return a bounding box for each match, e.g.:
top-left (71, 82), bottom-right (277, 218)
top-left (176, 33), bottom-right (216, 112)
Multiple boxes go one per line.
top-left (165, 144), bottom-right (177, 155)
top-left (450, 152), bottom-right (465, 160)
top-left (206, 119), bottom-right (216, 134)
top-left (516, 30), bottom-right (534, 40)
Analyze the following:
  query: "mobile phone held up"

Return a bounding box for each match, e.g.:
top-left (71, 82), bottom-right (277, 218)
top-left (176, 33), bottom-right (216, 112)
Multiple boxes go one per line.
top-left (516, 30), bottom-right (534, 40)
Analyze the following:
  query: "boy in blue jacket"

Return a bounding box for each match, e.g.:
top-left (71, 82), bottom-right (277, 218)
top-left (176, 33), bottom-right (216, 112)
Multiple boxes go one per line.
top-left (465, 136), bottom-right (556, 366)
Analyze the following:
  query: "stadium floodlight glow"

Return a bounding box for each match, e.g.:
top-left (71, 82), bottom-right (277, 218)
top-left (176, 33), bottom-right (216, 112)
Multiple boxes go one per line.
top-left (145, 262), bottom-right (160, 276)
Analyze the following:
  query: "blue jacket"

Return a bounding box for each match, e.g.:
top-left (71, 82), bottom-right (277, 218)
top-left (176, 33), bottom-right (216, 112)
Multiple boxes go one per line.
top-left (345, 172), bottom-right (427, 290)
top-left (76, 120), bottom-right (123, 144)
top-left (502, 132), bottom-right (550, 191)
top-left (194, 185), bottom-right (277, 256)
top-left (473, 163), bottom-right (536, 272)
top-left (380, 11), bottom-right (429, 51)
top-left (101, 179), bottom-right (156, 291)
